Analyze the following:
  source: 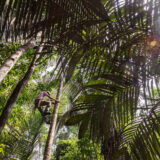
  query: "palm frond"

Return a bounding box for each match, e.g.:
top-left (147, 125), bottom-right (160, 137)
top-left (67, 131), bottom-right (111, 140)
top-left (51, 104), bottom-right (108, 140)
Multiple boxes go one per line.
top-left (122, 104), bottom-right (160, 160)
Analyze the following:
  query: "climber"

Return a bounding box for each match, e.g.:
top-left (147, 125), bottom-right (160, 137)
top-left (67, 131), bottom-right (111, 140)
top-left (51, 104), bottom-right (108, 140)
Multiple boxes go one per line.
top-left (34, 91), bottom-right (58, 116)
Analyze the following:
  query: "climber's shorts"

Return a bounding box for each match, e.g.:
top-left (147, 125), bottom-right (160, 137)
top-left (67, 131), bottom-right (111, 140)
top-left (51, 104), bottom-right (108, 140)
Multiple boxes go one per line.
top-left (34, 99), bottom-right (51, 108)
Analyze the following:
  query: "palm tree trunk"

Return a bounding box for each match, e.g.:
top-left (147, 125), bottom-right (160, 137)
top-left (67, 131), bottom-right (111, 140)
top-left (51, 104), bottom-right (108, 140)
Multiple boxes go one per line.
top-left (43, 79), bottom-right (63, 160)
top-left (0, 32), bottom-right (42, 83)
top-left (0, 45), bottom-right (43, 135)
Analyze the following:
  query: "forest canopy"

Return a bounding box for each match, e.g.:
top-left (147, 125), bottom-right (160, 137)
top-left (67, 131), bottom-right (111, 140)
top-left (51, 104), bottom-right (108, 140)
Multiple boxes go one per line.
top-left (0, 0), bottom-right (160, 160)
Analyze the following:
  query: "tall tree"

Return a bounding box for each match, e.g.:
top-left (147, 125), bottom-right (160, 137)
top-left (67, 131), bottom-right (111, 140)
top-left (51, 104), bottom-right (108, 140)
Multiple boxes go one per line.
top-left (43, 79), bottom-right (63, 160)
top-left (0, 44), bottom-right (43, 134)
top-left (0, 33), bottom-right (42, 83)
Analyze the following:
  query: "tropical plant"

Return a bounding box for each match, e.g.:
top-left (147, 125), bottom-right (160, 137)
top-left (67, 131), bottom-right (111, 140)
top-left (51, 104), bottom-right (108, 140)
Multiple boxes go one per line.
top-left (43, 79), bottom-right (64, 160)
top-left (55, 135), bottom-right (102, 160)
top-left (0, 0), bottom-right (160, 160)
top-left (0, 110), bottom-right (45, 160)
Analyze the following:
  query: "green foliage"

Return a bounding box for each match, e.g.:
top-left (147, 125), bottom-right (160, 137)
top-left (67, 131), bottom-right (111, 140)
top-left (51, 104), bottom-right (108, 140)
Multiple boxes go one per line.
top-left (0, 43), bottom-right (59, 159)
top-left (0, 44), bottom-right (36, 109)
top-left (0, 43), bottom-right (20, 64)
top-left (65, 113), bottom-right (88, 126)
top-left (0, 144), bottom-right (6, 156)
top-left (55, 135), bottom-right (103, 160)
top-left (0, 111), bottom-right (46, 160)
top-left (1, 0), bottom-right (160, 160)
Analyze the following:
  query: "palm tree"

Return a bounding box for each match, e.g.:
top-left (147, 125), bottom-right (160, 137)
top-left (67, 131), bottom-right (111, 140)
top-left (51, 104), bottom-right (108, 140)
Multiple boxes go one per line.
top-left (0, 0), bottom-right (108, 82)
top-left (59, 67), bottom-right (160, 159)
top-left (0, 113), bottom-right (44, 160)
top-left (0, 1), bottom-right (108, 129)
top-left (0, 0), bottom-right (160, 159)
top-left (43, 78), bottom-right (63, 160)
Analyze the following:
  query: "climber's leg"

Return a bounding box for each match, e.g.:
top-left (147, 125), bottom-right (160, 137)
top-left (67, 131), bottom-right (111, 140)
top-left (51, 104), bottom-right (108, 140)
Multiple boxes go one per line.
top-left (38, 107), bottom-right (45, 116)
top-left (41, 101), bottom-right (51, 115)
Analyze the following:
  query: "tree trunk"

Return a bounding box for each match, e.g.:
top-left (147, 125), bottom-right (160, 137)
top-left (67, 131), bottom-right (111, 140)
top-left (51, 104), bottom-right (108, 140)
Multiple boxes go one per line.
top-left (0, 32), bottom-right (42, 83)
top-left (0, 45), bottom-right (43, 135)
top-left (43, 79), bottom-right (64, 160)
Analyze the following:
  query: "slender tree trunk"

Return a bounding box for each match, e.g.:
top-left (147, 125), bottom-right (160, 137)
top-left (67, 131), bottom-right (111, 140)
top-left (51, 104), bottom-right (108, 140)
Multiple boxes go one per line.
top-left (0, 45), bottom-right (43, 135)
top-left (43, 79), bottom-right (63, 160)
top-left (0, 32), bottom-right (42, 83)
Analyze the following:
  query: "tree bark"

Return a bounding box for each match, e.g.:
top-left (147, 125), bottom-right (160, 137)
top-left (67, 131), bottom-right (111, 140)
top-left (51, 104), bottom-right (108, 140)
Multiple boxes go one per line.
top-left (0, 32), bottom-right (42, 83)
top-left (0, 45), bottom-right (43, 135)
top-left (43, 79), bottom-right (64, 160)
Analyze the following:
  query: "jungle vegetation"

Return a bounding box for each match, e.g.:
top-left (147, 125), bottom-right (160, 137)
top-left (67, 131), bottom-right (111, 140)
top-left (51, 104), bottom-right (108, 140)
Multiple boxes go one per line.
top-left (0, 0), bottom-right (160, 160)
